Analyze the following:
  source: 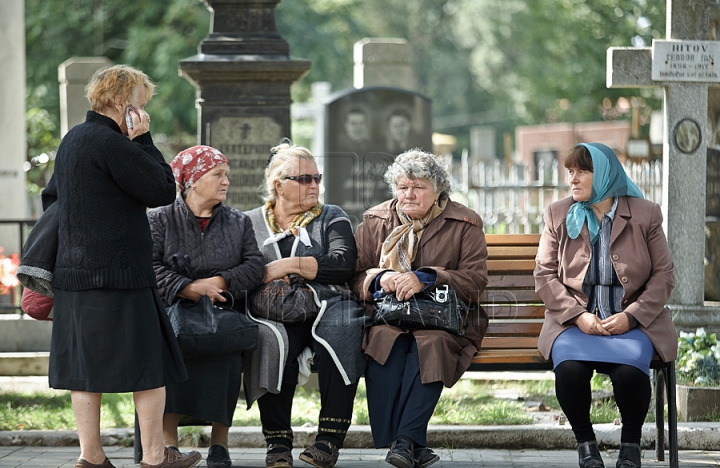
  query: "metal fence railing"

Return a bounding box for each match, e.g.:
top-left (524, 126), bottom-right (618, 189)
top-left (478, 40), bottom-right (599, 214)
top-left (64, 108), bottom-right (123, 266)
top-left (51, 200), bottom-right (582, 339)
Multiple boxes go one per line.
top-left (0, 219), bottom-right (37, 315)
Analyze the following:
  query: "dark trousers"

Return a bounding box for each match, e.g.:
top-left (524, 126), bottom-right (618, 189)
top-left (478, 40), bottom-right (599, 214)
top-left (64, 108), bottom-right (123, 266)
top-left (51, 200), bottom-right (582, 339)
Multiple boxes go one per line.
top-left (258, 322), bottom-right (358, 449)
top-left (554, 360), bottom-right (651, 444)
top-left (365, 333), bottom-right (443, 448)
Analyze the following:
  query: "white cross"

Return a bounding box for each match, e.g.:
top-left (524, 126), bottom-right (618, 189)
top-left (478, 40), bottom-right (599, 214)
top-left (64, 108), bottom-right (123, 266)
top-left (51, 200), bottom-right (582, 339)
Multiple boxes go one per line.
top-left (607, 0), bottom-right (720, 306)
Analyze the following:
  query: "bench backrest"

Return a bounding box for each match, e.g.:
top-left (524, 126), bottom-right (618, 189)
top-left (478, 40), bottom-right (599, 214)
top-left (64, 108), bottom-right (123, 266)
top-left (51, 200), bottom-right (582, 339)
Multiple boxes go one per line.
top-left (472, 233), bottom-right (550, 369)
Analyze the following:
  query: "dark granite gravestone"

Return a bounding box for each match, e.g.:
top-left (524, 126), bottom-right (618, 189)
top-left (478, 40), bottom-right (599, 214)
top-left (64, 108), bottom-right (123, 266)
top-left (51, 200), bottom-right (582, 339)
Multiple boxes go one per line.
top-left (323, 87), bottom-right (432, 224)
top-left (180, 0), bottom-right (310, 211)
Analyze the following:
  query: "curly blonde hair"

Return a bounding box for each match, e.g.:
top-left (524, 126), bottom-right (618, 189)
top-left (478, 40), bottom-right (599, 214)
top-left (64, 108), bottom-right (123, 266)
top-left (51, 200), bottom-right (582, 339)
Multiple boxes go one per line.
top-left (85, 65), bottom-right (156, 112)
top-left (262, 141), bottom-right (316, 202)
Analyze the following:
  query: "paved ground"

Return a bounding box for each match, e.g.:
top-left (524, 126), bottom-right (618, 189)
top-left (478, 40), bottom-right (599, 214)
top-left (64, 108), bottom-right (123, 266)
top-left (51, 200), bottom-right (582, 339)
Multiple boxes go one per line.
top-left (0, 446), bottom-right (718, 468)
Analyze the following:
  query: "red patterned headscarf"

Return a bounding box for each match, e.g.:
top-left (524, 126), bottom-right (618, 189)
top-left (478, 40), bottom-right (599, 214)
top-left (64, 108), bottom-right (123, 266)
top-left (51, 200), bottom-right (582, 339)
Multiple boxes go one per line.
top-left (171, 145), bottom-right (229, 191)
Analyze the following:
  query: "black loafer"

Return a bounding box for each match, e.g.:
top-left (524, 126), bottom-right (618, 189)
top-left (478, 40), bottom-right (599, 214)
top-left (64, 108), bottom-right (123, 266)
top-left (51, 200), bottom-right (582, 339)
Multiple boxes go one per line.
top-left (207, 444), bottom-right (232, 468)
top-left (616, 443), bottom-right (641, 468)
top-left (578, 440), bottom-right (605, 468)
top-left (414, 447), bottom-right (439, 468)
top-left (385, 436), bottom-right (415, 468)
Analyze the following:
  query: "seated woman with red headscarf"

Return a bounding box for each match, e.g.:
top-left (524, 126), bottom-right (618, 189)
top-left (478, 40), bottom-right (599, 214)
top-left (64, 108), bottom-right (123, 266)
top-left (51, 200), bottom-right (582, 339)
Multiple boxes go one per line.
top-left (147, 145), bottom-right (265, 468)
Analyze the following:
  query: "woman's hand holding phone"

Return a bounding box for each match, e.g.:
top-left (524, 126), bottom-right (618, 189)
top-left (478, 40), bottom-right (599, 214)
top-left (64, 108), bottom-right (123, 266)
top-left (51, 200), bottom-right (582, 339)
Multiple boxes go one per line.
top-left (125, 105), bottom-right (151, 139)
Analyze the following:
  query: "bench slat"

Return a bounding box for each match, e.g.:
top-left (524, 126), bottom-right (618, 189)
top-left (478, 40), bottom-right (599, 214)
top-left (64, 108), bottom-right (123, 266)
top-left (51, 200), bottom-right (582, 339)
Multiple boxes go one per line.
top-left (483, 304), bottom-right (545, 319)
top-left (472, 348), bottom-right (547, 364)
top-left (486, 246), bottom-right (538, 259)
top-left (486, 322), bottom-right (543, 336)
top-left (481, 289), bottom-right (542, 303)
top-left (486, 259), bottom-right (537, 273)
top-left (487, 275), bottom-right (536, 288)
top-left (485, 234), bottom-right (542, 246)
top-left (481, 336), bottom-right (539, 349)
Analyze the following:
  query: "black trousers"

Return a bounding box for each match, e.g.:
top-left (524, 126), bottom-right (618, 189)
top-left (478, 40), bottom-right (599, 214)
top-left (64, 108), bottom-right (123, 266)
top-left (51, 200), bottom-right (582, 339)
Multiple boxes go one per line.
top-left (365, 333), bottom-right (443, 448)
top-left (258, 322), bottom-right (358, 448)
top-left (554, 360), bottom-right (651, 444)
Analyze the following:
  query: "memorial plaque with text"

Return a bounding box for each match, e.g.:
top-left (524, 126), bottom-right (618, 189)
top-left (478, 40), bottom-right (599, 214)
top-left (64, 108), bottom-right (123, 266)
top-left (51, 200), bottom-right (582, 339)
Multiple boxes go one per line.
top-left (211, 116), bottom-right (281, 211)
top-left (652, 40), bottom-right (720, 82)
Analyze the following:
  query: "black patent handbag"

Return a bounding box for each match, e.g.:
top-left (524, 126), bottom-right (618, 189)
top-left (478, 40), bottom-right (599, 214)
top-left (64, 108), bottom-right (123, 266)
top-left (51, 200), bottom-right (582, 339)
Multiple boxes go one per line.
top-left (166, 254), bottom-right (259, 359)
top-left (372, 284), bottom-right (469, 336)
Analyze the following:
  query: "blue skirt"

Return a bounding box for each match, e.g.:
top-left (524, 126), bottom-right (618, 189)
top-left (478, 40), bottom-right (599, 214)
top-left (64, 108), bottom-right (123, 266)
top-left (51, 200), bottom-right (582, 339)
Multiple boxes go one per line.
top-left (551, 327), bottom-right (655, 376)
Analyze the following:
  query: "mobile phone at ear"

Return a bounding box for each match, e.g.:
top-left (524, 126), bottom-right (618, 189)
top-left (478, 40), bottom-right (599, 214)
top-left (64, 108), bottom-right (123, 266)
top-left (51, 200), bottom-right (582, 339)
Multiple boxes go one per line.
top-left (125, 106), bottom-right (135, 130)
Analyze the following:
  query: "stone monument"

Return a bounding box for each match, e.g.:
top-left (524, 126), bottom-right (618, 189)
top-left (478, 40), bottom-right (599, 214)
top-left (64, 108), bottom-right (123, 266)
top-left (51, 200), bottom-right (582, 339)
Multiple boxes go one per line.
top-left (607, 0), bottom-right (720, 327)
top-left (180, 0), bottom-right (310, 211)
top-left (323, 38), bottom-right (432, 225)
top-left (58, 57), bottom-right (113, 137)
top-left (0, 0), bottom-right (29, 256)
top-left (354, 38), bottom-right (415, 90)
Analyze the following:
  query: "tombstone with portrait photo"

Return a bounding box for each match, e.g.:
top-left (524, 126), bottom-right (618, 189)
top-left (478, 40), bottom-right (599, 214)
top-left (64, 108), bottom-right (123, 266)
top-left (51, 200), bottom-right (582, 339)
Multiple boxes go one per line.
top-left (323, 87), bottom-right (432, 224)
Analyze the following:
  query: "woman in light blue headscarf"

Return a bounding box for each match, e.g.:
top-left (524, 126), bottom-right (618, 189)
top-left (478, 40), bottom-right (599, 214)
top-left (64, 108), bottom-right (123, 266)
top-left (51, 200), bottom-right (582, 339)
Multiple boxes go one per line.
top-left (534, 143), bottom-right (677, 468)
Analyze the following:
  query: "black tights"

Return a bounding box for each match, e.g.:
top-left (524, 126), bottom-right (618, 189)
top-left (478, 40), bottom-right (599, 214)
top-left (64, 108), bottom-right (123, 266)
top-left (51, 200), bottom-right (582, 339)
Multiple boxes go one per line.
top-left (554, 360), bottom-right (651, 444)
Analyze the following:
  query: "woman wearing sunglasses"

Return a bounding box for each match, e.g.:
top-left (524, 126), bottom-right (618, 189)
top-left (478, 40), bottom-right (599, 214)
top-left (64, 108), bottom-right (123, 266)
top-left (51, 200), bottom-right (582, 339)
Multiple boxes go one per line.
top-left (244, 141), bottom-right (366, 468)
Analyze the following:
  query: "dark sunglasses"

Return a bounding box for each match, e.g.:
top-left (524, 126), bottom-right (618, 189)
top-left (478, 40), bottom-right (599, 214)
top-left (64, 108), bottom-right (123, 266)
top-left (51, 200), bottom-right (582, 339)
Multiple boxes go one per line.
top-left (284, 174), bottom-right (322, 184)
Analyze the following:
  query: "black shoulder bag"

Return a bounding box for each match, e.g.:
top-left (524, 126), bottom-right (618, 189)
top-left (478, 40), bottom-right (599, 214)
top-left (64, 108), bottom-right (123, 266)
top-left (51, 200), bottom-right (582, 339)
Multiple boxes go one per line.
top-left (165, 254), bottom-right (259, 359)
top-left (372, 284), bottom-right (469, 336)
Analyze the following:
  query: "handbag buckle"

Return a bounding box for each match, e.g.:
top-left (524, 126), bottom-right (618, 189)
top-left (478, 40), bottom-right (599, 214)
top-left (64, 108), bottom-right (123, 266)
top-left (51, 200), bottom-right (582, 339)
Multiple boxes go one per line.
top-left (434, 284), bottom-right (449, 303)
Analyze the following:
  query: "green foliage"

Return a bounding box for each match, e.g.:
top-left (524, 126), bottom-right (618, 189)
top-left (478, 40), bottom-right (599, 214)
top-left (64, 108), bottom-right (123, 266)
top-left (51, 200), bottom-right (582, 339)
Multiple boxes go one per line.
top-left (24, 0), bottom-right (667, 180)
top-left (677, 328), bottom-right (720, 387)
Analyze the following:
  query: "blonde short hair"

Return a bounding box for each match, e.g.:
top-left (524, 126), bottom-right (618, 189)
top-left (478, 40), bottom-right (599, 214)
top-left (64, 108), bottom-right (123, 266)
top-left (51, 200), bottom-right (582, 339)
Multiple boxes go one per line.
top-left (263, 142), bottom-right (316, 202)
top-left (85, 64), bottom-right (156, 112)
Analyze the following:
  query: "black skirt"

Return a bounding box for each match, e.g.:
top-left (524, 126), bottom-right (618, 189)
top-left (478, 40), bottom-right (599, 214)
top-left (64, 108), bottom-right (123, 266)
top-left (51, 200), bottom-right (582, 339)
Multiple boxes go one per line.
top-left (165, 353), bottom-right (243, 427)
top-left (49, 287), bottom-right (188, 393)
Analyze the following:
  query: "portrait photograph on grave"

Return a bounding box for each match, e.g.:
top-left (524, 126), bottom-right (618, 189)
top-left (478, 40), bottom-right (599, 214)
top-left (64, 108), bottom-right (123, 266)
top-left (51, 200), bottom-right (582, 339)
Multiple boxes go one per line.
top-left (324, 87), bottom-right (432, 223)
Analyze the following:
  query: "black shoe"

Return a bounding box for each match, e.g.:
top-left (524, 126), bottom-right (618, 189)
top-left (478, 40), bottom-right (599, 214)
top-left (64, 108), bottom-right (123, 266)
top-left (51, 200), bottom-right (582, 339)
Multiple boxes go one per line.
top-left (413, 447), bottom-right (439, 468)
top-left (385, 436), bottom-right (415, 468)
top-left (578, 440), bottom-right (605, 468)
top-left (616, 443), bottom-right (641, 468)
top-left (207, 445), bottom-right (232, 468)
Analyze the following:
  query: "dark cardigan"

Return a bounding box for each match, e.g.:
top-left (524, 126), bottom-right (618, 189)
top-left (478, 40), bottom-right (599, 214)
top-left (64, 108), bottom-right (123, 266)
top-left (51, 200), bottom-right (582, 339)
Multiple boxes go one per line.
top-left (41, 111), bottom-right (176, 291)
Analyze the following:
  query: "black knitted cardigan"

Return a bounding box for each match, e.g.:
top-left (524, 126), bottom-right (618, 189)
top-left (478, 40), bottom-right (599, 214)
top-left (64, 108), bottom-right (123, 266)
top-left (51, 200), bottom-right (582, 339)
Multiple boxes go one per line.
top-left (41, 111), bottom-right (176, 291)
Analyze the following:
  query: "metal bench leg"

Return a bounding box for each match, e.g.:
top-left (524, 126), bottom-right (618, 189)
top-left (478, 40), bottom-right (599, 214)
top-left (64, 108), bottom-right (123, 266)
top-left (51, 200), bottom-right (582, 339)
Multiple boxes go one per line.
top-left (134, 411), bottom-right (143, 464)
top-left (667, 361), bottom-right (678, 468)
top-left (654, 368), bottom-right (665, 461)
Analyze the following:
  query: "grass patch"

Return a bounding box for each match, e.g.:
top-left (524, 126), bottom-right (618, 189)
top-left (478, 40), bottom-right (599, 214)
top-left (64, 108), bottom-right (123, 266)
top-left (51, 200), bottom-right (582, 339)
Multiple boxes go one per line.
top-left (0, 374), bottom-right (669, 430)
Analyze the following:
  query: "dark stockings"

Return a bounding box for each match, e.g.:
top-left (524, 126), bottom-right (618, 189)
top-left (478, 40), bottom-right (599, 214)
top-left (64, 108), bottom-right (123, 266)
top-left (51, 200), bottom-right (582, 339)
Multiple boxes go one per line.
top-left (554, 360), bottom-right (651, 444)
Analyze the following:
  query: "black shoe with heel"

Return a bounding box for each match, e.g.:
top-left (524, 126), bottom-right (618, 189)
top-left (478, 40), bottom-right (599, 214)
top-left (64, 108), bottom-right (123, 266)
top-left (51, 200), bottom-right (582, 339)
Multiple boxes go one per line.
top-left (616, 443), bottom-right (641, 468)
top-left (207, 445), bottom-right (231, 468)
top-left (578, 440), bottom-right (605, 468)
top-left (385, 436), bottom-right (415, 468)
top-left (414, 447), bottom-right (439, 468)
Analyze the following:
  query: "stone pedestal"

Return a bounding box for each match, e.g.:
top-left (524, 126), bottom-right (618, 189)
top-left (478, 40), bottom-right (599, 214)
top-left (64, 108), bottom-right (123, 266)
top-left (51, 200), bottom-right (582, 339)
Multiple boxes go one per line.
top-left (58, 57), bottom-right (113, 137)
top-left (180, 0), bottom-right (310, 211)
top-left (677, 385), bottom-right (720, 421)
top-left (0, 0), bottom-right (28, 254)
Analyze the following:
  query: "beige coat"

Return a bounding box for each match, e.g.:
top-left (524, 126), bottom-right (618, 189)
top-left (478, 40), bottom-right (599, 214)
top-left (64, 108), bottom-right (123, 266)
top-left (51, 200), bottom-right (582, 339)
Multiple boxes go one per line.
top-left (351, 198), bottom-right (489, 387)
top-left (535, 196), bottom-right (678, 362)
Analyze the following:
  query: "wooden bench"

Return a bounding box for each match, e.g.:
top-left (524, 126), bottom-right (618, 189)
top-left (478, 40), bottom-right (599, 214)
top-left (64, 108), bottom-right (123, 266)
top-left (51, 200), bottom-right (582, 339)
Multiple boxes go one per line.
top-left (135, 233), bottom-right (679, 467)
top-left (470, 234), bottom-right (678, 468)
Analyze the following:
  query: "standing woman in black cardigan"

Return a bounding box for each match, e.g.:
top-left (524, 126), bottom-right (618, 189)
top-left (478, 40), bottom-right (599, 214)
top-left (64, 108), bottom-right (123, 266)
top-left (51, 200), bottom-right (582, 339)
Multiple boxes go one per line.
top-left (41, 65), bottom-right (201, 468)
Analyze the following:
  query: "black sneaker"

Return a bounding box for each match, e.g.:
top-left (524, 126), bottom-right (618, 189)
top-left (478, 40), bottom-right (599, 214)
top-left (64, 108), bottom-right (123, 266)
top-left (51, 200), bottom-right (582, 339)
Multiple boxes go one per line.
top-left (207, 445), bottom-right (232, 468)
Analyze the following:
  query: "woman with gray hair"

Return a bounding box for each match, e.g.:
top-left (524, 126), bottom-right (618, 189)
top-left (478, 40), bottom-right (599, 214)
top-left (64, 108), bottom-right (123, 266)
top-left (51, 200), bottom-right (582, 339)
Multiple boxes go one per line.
top-left (244, 141), bottom-right (366, 468)
top-left (351, 149), bottom-right (489, 468)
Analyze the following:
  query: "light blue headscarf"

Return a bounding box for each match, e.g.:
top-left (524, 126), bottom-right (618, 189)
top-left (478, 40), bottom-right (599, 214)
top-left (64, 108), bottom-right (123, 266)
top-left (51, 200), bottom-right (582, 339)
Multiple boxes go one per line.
top-left (565, 142), bottom-right (644, 244)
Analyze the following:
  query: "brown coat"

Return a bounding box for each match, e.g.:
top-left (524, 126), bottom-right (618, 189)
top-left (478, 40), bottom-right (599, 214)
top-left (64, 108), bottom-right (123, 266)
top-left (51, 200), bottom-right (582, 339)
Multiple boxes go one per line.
top-left (351, 198), bottom-right (489, 387)
top-left (535, 196), bottom-right (678, 362)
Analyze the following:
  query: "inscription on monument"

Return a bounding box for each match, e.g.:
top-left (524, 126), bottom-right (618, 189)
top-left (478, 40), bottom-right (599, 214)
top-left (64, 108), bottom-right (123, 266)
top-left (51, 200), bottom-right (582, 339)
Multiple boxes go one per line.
top-left (652, 40), bottom-right (720, 82)
top-left (211, 116), bottom-right (281, 211)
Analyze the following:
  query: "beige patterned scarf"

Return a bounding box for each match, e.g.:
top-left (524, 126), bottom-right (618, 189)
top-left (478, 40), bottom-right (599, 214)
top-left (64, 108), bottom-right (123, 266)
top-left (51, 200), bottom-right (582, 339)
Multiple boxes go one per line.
top-left (379, 198), bottom-right (447, 272)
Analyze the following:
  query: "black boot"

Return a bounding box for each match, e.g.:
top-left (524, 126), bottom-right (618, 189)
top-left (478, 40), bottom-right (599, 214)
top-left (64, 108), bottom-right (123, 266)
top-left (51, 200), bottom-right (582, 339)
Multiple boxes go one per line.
top-left (578, 440), bottom-right (605, 468)
top-left (385, 436), bottom-right (415, 468)
top-left (616, 443), bottom-right (641, 468)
